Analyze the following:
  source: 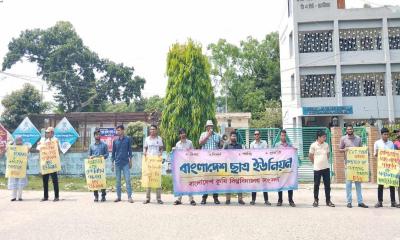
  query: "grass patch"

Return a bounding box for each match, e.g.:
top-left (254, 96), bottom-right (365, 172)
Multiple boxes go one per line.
top-left (0, 175), bottom-right (174, 193)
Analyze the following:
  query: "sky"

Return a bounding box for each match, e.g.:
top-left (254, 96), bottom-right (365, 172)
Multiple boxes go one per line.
top-left (0, 0), bottom-right (399, 112)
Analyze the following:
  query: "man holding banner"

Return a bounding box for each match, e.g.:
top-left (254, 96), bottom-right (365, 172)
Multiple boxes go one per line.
top-left (275, 130), bottom-right (296, 207)
top-left (88, 129), bottom-right (109, 202)
top-left (339, 124), bottom-right (368, 208)
top-left (199, 120), bottom-right (223, 205)
top-left (224, 131), bottom-right (245, 205)
top-left (143, 125), bottom-right (164, 204)
top-left (37, 127), bottom-right (61, 202)
top-left (173, 128), bottom-right (196, 206)
top-left (112, 125), bottom-right (134, 203)
top-left (249, 130), bottom-right (270, 206)
top-left (373, 128), bottom-right (398, 208)
top-left (6, 136), bottom-right (29, 201)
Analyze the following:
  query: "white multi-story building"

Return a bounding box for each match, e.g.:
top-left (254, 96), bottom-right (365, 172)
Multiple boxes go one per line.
top-left (280, 0), bottom-right (400, 128)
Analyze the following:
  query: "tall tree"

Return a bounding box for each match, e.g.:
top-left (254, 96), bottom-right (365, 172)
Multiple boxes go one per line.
top-left (208, 32), bottom-right (281, 117)
top-left (1, 83), bottom-right (50, 131)
top-left (2, 21), bottom-right (145, 112)
top-left (144, 95), bottom-right (164, 113)
top-left (160, 40), bottom-right (217, 151)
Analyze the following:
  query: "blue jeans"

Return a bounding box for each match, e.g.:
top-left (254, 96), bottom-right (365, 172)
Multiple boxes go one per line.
top-left (346, 180), bottom-right (363, 204)
top-left (115, 163), bottom-right (132, 199)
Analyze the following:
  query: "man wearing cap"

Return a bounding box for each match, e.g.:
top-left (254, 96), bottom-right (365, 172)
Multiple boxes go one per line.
top-left (173, 128), bottom-right (196, 206)
top-left (112, 125), bottom-right (134, 203)
top-left (199, 120), bottom-right (223, 205)
top-left (89, 128), bottom-right (109, 202)
top-left (37, 127), bottom-right (60, 202)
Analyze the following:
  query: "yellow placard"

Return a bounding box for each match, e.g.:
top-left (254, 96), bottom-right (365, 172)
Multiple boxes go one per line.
top-left (377, 149), bottom-right (400, 187)
top-left (85, 156), bottom-right (107, 191)
top-left (39, 141), bottom-right (61, 175)
top-left (5, 145), bottom-right (29, 178)
top-left (141, 155), bottom-right (162, 188)
top-left (346, 147), bottom-right (369, 182)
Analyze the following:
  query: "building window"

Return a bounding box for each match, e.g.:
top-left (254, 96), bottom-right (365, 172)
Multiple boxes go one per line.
top-left (393, 72), bottom-right (400, 95)
top-left (339, 28), bottom-right (382, 51)
top-left (342, 73), bottom-right (385, 97)
top-left (300, 74), bottom-right (335, 98)
top-left (389, 28), bottom-right (400, 50)
top-left (298, 31), bottom-right (333, 53)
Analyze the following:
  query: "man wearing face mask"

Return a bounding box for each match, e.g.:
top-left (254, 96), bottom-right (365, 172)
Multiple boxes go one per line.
top-left (199, 120), bottom-right (223, 205)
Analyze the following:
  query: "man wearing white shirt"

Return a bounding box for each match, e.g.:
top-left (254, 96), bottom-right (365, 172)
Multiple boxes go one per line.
top-left (173, 128), bottom-right (196, 206)
top-left (309, 130), bottom-right (335, 207)
top-left (373, 128), bottom-right (399, 208)
top-left (143, 125), bottom-right (164, 204)
top-left (249, 130), bottom-right (271, 206)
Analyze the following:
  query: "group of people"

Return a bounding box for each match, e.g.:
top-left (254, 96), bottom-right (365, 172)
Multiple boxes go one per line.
top-left (3, 120), bottom-right (400, 209)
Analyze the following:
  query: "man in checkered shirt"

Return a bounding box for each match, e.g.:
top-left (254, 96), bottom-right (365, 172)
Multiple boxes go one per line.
top-left (199, 120), bottom-right (223, 205)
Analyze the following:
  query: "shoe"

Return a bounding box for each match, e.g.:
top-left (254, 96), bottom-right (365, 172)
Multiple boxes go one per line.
top-left (201, 198), bottom-right (206, 205)
top-left (157, 200), bottom-right (164, 204)
top-left (40, 198), bottom-right (48, 202)
top-left (374, 202), bottom-right (383, 208)
top-left (101, 198), bottom-right (106, 202)
top-left (289, 201), bottom-right (296, 207)
top-left (313, 200), bottom-right (319, 207)
top-left (11, 198), bottom-right (16, 202)
top-left (94, 198), bottom-right (99, 202)
top-left (238, 200), bottom-right (245, 205)
top-left (53, 198), bottom-right (59, 202)
top-left (128, 198), bottom-right (134, 203)
top-left (114, 198), bottom-right (121, 203)
top-left (358, 203), bottom-right (368, 208)
top-left (18, 198), bottom-right (23, 201)
top-left (190, 200), bottom-right (196, 206)
top-left (277, 201), bottom-right (283, 207)
top-left (225, 200), bottom-right (231, 205)
top-left (214, 199), bottom-right (220, 204)
top-left (143, 199), bottom-right (150, 204)
top-left (174, 200), bottom-right (182, 205)
top-left (326, 201), bottom-right (335, 207)
top-left (264, 201), bottom-right (271, 206)
top-left (347, 203), bottom-right (352, 208)
top-left (250, 201), bottom-right (255, 205)
top-left (391, 202), bottom-right (398, 207)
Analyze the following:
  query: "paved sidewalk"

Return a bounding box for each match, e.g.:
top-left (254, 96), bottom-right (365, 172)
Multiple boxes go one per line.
top-left (0, 188), bottom-right (399, 240)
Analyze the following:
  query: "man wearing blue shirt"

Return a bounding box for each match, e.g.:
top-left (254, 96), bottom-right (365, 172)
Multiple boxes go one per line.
top-left (89, 129), bottom-right (109, 202)
top-left (112, 125), bottom-right (133, 203)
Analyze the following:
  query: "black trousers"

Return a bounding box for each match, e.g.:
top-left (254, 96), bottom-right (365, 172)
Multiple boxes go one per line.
top-left (278, 190), bottom-right (294, 202)
top-left (377, 185), bottom-right (396, 202)
top-left (94, 189), bottom-right (106, 198)
top-left (251, 192), bottom-right (268, 202)
top-left (314, 168), bottom-right (331, 202)
top-left (43, 172), bottom-right (59, 199)
top-left (202, 194), bottom-right (219, 200)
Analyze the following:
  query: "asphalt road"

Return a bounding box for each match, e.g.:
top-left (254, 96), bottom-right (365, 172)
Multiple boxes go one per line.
top-left (0, 186), bottom-right (399, 240)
